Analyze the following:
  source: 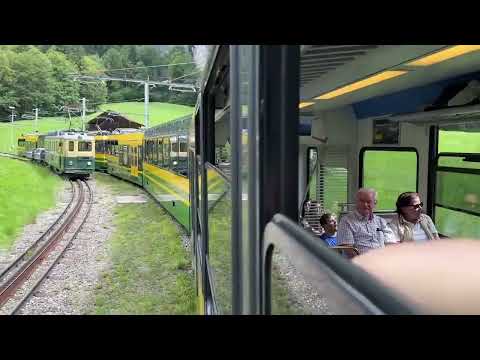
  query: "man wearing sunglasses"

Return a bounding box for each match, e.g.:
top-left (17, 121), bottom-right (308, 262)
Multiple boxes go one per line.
top-left (388, 192), bottom-right (439, 242)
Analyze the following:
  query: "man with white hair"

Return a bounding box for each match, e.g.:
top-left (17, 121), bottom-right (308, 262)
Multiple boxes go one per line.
top-left (337, 188), bottom-right (398, 254)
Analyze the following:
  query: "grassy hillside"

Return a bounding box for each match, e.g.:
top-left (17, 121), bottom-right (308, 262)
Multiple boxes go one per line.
top-left (98, 102), bottom-right (193, 126)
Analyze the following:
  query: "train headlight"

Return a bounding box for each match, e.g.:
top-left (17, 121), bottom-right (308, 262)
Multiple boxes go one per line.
top-left (68, 160), bottom-right (73, 165)
top-left (173, 161), bottom-right (178, 166)
top-left (87, 161), bottom-right (92, 166)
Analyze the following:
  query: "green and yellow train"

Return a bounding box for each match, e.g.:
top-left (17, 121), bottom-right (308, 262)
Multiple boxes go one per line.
top-left (90, 130), bottom-right (109, 172)
top-left (101, 119), bottom-right (193, 231)
top-left (17, 133), bottom-right (40, 158)
top-left (41, 131), bottom-right (95, 178)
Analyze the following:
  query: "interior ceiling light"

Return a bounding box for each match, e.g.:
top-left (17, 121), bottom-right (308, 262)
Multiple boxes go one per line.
top-left (315, 70), bottom-right (407, 100)
top-left (299, 101), bottom-right (315, 109)
top-left (406, 45), bottom-right (480, 66)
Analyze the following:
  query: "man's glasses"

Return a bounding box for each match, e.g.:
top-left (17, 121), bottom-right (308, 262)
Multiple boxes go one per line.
top-left (406, 202), bottom-right (423, 210)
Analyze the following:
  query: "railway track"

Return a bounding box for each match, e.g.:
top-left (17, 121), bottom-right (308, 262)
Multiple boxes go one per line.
top-left (0, 179), bottom-right (93, 315)
top-left (0, 151), bottom-right (29, 161)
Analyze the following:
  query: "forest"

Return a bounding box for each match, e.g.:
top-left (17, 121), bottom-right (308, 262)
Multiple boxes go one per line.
top-left (0, 45), bottom-right (200, 119)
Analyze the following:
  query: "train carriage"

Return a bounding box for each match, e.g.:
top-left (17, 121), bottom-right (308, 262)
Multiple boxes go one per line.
top-left (190, 45), bottom-right (480, 315)
top-left (90, 130), bottom-right (109, 172)
top-left (143, 116), bottom-right (191, 230)
top-left (44, 131), bottom-right (95, 178)
top-left (105, 129), bottom-right (144, 186)
top-left (17, 133), bottom-right (39, 158)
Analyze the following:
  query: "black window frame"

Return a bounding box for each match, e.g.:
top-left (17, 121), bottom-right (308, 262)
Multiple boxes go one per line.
top-left (434, 152), bottom-right (480, 219)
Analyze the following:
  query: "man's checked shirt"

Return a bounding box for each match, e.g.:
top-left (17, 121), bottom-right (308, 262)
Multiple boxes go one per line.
top-left (337, 210), bottom-right (398, 254)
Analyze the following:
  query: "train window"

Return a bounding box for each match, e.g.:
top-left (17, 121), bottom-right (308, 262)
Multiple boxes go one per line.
top-left (78, 141), bottom-right (92, 152)
top-left (306, 147), bottom-right (318, 201)
top-left (146, 140), bottom-right (150, 163)
top-left (18, 139), bottom-right (25, 146)
top-left (206, 164), bottom-right (232, 314)
top-left (148, 140), bottom-right (152, 163)
top-left (158, 138), bottom-right (163, 165)
top-left (164, 137), bottom-right (170, 167)
top-left (171, 137), bottom-right (179, 163)
top-left (145, 141), bottom-right (149, 163)
top-left (434, 145), bottom-right (480, 239)
top-left (95, 140), bottom-right (104, 153)
top-left (360, 148), bottom-right (418, 211)
top-left (123, 146), bottom-right (128, 167)
top-left (69, 141), bottom-right (74, 152)
top-left (171, 137), bottom-right (178, 152)
top-left (180, 142), bottom-right (187, 153)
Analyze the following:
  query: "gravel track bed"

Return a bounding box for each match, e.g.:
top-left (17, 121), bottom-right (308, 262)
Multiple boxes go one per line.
top-left (273, 250), bottom-right (332, 315)
top-left (1, 181), bottom-right (90, 314)
top-left (0, 180), bottom-right (72, 270)
top-left (1, 177), bottom-right (115, 315)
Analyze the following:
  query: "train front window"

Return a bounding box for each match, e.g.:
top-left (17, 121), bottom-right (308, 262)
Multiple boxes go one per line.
top-left (69, 141), bottom-right (74, 151)
top-left (79, 141), bottom-right (92, 152)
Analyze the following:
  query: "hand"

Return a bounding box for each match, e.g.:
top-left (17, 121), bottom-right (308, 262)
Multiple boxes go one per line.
top-left (353, 239), bottom-right (480, 314)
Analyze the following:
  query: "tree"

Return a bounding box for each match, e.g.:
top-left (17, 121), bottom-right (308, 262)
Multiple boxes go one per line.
top-left (102, 47), bottom-right (128, 71)
top-left (164, 46), bottom-right (196, 81)
top-left (9, 47), bottom-right (55, 113)
top-left (55, 45), bottom-right (87, 67)
top-left (102, 47), bottom-right (130, 96)
top-left (46, 49), bottom-right (80, 109)
top-left (137, 45), bottom-right (161, 67)
top-left (79, 55), bottom-right (107, 109)
top-left (0, 50), bottom-right (18, 113)
top-left (162, 46), bottom-right (198, 106)
top-left (124, 45), bottom-right (138, 64)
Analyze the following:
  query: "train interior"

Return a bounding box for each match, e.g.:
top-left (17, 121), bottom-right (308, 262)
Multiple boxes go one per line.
top-left (204, 46), bottom-right (480, 314)
top-left (298, 45), bottom-right (480, 240)
top-left (288, 45), bottom-right (480, 314)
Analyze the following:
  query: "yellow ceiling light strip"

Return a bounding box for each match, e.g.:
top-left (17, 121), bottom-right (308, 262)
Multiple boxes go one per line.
top-left (315, 70), bottom-right (407, 100)
top-left (407, 45), bottom-right (480, 67)
top-left (299, 101), bottom-right (315, 109)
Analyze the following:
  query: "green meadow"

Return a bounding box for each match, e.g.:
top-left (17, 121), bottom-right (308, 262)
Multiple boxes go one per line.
top-left (0, 158), bottom-right (63, 249)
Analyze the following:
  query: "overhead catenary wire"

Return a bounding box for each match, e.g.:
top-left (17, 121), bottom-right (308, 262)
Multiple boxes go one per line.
top-left (68, 61), bottom-right (197, 76)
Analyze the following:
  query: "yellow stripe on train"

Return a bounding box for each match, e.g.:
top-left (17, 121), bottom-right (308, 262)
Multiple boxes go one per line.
top-left (144, 163), bottom-right (189, 193)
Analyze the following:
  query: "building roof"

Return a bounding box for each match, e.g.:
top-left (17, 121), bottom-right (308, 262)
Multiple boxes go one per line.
top-left (87, 111), bottom-right (143, 131)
